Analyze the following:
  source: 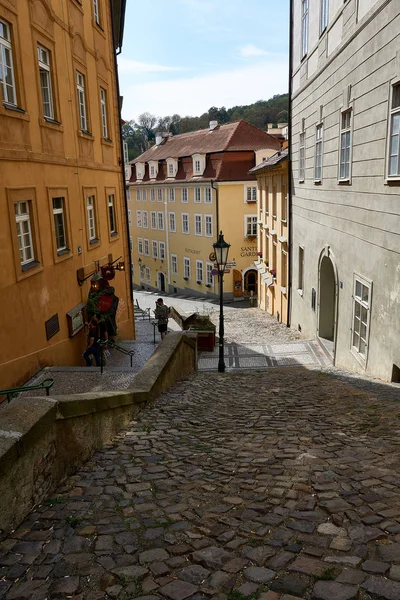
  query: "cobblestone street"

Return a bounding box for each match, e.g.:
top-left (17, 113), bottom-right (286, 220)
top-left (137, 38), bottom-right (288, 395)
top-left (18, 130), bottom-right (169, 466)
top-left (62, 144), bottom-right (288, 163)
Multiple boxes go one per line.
top-left (2, 369), bottom-right (400, 599)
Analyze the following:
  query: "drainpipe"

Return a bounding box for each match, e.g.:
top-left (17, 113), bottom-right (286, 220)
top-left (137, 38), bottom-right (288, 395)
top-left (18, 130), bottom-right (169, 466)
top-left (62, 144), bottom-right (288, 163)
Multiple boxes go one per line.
top-left (287, 0), bottom-right (294, 328)
top-left (211, 180), bottom-right (219, 236)
top-left (164, 191), bottom-right (170, 291)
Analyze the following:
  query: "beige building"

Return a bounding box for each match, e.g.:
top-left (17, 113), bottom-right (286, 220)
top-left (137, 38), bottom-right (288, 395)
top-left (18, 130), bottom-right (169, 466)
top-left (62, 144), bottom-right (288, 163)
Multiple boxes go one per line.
top-left (128, 121), bottom-right (281, 299)
top-left (250, 148), bottom-right (289, 323)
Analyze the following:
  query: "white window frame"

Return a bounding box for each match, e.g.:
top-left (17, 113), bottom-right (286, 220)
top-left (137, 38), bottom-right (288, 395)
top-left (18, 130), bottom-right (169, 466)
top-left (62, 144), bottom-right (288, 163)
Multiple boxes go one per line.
top-left (52, 197), bottom-right (67, 252)
top-left (76, 71), bottom-right (88, 132)
top-left (299, 131), bottom-right (305, 181)
top-left (245, 215), bottom-right (257, 237)
top-left (143, 238), bottom-right (149, 256)
top-left (142, 210), bottom-right (148, 229)
top-left (157, 188), bottom-right (164, 202)
top-left (136, 189), bottom-right (141, 202)
top-left (387, 83), bottom-right (400, 179)
top-left (150, 165), bottom-right (155, 178)
top-left (301, 0), bottom-right (309, 58)
top-left (142, 189), bottom-right (147, 202)
top-left (0, 20), bottom-right (16, 106)
top-left (182, 188), bottom-right (188, 203)
top-left (93, 0), bottom-right (100, 24)
top-left (157, 211), bottom-right (164, 230)
top-left (128, 208), bottom-right (132, 226)
top-left (138, 237), bottom-right (143, 254)
top-left (136, 209), bottom-right (143, 228)
top-left (298, 246), bottom-right (304, 295)
top-left (37, 45), bottom-right (54, 120)
top-left (204, 188), bottom-right (212, 203)
top-left (205, 214), bottom-right (213, 237)
top-left (182, 213), bottom-right (189, 234)
top-left (108, 193), bottom-right (117, 234)
top-left (351, 275), bottom-right (372, 362)
top-left (196, 260), bottom-right (203, 283)
top-left (320, 0), bottom-right (328, 35)
top-left (169, 188), bottom-right (175, 202)
top-left (15, 202), bottom-right (34, 265)
top-left (194, 188), bottom-right (202, 203)
top-left (206, 262), bottom-right (213, 285)
top-left (315, 123), bottom-right (323, 181)
top-left (339, 109), bottom-right (352, 181)
top-left (136, 163), bottom-right (144, 180)
top-left (184, 257), bottom-right (190, 279)
top-left (152, 240), bottom-right (158, 258)
top-left (86, 195), bottom-right (97, 241)
top-left (195, 213), bottom-right (202, 236)
top-left (100, 88), bottom-right (108, 138)
top-left (159, 241), bottom-right (165, 260)
top-left (150, 188), bottom-right (156, 202)
top-left (145, 266), bottom-right (150, 283)
top-left (167, 159), bottom-right (177, 177)
top-left (169, 212), bottom-right (176, 232)
top-left (245, 185), bottom-right (257, 203)
top-left (151, 211), bottom-right (157, 229)
top-left (171, 254), bottom-right (178, 274)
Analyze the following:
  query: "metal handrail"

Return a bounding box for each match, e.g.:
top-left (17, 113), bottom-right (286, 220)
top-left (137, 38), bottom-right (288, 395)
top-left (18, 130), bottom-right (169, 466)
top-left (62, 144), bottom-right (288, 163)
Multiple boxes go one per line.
top-left (98, 340), bottom-right (135, 372)
top-left (0, 378), bottom-right (55, 403)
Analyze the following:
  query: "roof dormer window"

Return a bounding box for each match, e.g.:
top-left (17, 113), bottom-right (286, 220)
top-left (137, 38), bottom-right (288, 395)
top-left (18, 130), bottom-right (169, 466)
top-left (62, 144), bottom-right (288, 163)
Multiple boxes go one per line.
top-left (166, 158), bottom-right (177, 178)
top-left (149, 160), bottom-right (158, 180)
top-left (192, 153), bottom-right (205, 176)
top-left (136, 162), bottom-right (144, 180)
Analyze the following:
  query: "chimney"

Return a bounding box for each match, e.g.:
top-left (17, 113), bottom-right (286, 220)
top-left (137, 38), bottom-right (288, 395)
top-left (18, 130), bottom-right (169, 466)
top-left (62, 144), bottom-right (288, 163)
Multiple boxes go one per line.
top-left (155, 132), bottom-right (163, 145)
top-left (209, 120), bottom-right (218, 131)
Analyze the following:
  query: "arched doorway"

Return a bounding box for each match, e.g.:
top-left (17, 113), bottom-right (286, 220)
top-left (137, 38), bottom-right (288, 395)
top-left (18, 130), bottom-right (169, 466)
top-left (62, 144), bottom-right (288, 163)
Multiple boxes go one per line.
top-left (318, 252), bottom-right (337, 358)
top-left (158, 272), bottom-right (166, 292)
top-left (244, 269), bottom-right (258, 295)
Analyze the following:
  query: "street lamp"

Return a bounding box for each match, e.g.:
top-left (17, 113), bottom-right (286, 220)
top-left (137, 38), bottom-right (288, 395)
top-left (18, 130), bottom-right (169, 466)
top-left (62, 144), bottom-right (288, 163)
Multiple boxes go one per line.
top-left (213, 231), bottom-right (231, 373)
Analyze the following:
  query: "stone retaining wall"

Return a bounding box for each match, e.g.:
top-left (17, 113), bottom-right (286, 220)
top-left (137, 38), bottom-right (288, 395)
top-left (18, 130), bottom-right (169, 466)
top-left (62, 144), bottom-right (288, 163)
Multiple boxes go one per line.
top-left (0, 333), bottom-right (196, 538)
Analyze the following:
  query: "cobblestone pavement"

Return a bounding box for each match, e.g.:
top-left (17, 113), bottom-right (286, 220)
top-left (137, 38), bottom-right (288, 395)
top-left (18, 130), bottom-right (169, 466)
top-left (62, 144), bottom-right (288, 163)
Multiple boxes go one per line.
top-left (2, 368), bottom-right (400, 600)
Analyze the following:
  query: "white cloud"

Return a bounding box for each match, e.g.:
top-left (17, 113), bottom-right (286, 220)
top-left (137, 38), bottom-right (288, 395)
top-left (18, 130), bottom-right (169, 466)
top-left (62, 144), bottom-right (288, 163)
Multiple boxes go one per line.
top-left (240, 44), bottom-right (269, 57)
top-left (120, 60), bottom-right (288, 120)
top-left (117, 56), bottom-right (183, 74)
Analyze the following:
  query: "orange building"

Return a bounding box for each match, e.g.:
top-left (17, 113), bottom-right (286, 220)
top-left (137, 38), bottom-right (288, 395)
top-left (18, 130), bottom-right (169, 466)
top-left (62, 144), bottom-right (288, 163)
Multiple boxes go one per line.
top-left (0, 0), bottom-right (133, 391)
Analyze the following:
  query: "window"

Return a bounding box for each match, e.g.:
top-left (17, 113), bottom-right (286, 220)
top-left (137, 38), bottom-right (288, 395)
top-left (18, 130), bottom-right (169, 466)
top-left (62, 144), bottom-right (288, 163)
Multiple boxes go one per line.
top-left (108, 194), bottom-right (116, 234)
top-left (204, 188), bottom-right (212, 203)
top-left (182, 188), bottom-right (188, 203)
top-left (169, 212), bottom-right (176, 232)
top-left (195, 159), bottom-right (201, 173)
top-left (151, 211), bottom-right (157, 229)
top-left (130, 236), bottom-right (133, 252)
top-left (128, 209), bottom-right (132, 225)
top-left (93, 0), bottom-right (100, 24)
top-left (206, 262), bottom-right (213, 285)
top-left (194, 188), bottom-right (201, 203)
top-left (320, 0), bottom-right (328, 34)
top-left (168, 163), bottom-right (174, 176)
top-left (15, 202), bottom-right (34, 265)
top-left (136, 210), bottom-right (142, 227)
top-left (37, 46), bottom-right (54, 120)
top-left (298, 246), bottom-right (304, 293)
top-left (281, 250), bottom-right (288, 288)
top-left (151, 189), bottom-right (156, 202)
top-left (205, 214), bottom-right (213, 237)
top-left (195, 214), bottom-right (202, 236)
top-left (100, 88), bottom-right (108, 138)
top-left (315, 124), bottom-right (323, 181)
top-left (272, 185), bottom-right (277, 218)
top-left (159, 241), bottom-right (165, 260)
top-left (182, 213), bottom-right (189, 234)
top-left (184, 257), bottom-right (190, 279)
top-left (246, 186), bottom-right (257, 203)
top-left (126, 188), bottom-right (130, 202)
top-left (52, 197), bottom-right (67, 252)
top-left (158, 211), bottom-right (164, 230)
top-left (144, 239), bottom-right (149, 255)
top-left (138, 238), bottom-right (143, 254)
top-left (352, 276), bottom-right (371, 359)
top-left (86, 195), bottom-right (97, 241)
top-left (171, 254), bottom-right (178, 274)
top-left (281, 185), bottom-right (287, 221)
top-left (339, 110), bottom-right (352, 180)
top-left (142, 210), bottom-right (148, 228)
top-left (152, 240), bottom-right (158, 258)
top-left (139, 265), bottom-right (145, 281)
top-left (145, 266), bottom-right (150, 283)
top-left (388, 84), bottom-right (400, 177)
top-left (76, 72), bottom-right (88, 132)
top-left (142, 189), bottom-right (147, 201)
top-left (299, 132), bottom-right (305, 181)
top-left (301, 0), bottom-right (309, 57)
top-left (245, 215), bottom-right (257, 237)
top-left (169, 188), bottom-right (175, 202)
top-left (196, 260), bottom-right (203, 282)
top-left (158, 188), bottom-right (163, 202)
top-left (0, 20), bottom-right (16, 105)
top-left (136, 190), bottom-right (141, 201)
top-left (150, 165), bottom-right (155, 178)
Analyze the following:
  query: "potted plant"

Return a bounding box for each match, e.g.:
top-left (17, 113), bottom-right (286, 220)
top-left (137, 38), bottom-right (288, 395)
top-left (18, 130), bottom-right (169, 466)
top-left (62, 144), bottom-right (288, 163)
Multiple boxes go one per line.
top-left (270, 269), bottom-right (276, 279)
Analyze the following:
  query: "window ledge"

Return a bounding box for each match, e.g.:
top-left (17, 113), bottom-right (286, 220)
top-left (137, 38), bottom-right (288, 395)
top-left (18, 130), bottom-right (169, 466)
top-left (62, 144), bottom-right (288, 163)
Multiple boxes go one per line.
top-left (101, 137), bottom-right (113, 146)
top-left (40, 117), bottom-right (63, 131)
top-left (57, 248), bottom-right (70, 256)
top-left (338, 178), bottom-right (351, 185)
top-left (298, 179), bottom-right (305, 184)
top-left (78, 130), bottom-right (94, 140)
top-left (297, 288), bottom-right (303, 297)
top-left (385, 177), bottom-right (400, 185)
top-left (89, 237), bottom-right (100, 245)
top-left (22, 260), bottom-right (41, 272)
top-left (280, 219), bottom-right (287, 224)
top-left (314, 179), bottom-right (322, 185)
top-left (1, 103), bottom-right (30, 121)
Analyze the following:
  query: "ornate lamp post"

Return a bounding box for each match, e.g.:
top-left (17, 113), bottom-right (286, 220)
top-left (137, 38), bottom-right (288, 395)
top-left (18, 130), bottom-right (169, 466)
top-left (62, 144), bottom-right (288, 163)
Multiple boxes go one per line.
top-left (213, 231), bottom-right (231, 373)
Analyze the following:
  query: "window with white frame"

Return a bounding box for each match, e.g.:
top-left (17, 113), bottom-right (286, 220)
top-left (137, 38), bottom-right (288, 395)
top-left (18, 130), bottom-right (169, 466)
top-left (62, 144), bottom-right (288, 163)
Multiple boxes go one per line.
top-left (281, 185), bottom-right (287, 222)
top-left (182, 213), bottom-right (189, 234)
top-left (167, 159), bottom-right (177, 177)
top-left (299, 131), bottom-right (305, 181)
top-left (108, 194), bottom-right (117, 234)
top-left (169, 188), bottom-right (175, 202)
top-left (15, 202), bottom-right (34, 264)
top-left (182, 188), bottom-right (188, 203)
top-left (130, 236), bottom-right (133, 252)
top-left (158, 211), bottom-right (164, 230)
top-left (272, 185), bottom-right (277, 218)
top-left (315, 124), bottom-right (323, 181)
top-left (196, 260), bottom-right (203, 282)
top-left (194, 159), bottom-right (201, 174)
top-left (157, 188), bottom-right (163, 202)
top-left (205, 214), bottom-right (213, 237)
top-left (142, 210), bottom-right (148, 228)
top-left (93, 0), bottom-right (100, 24)
top-left (245, 215), bottom-right (257, 237)
top-left (76, 71), bottom-right (88, 131)
top-left (159, 241), bottom-right (165, 260)
top-left (206, 262), bottom-right (213, 285)
top-left (194, 188), bottom-right (201, 203)
top-left (192, 154), bottom-right (205, 175)
top-left (37, 46), bottom-right (54, 120)
top-left (339, 109), bottom-right (352, 180)
top-left (298, 246), bottom-right (304, 293)
top-left (195, 214), bottom-right (202, 236)
top-left (138, 237), bottom-right (143, 254)
top-left (169, 212), bottom-right (176, 232)
top-left (136, 163), bottom-right (144, 180)
top-left (320, 0), bottom-right (328, 34)
top-left (143, 239), bottom-right (149, 255)
top-left (136, 189), bottom-right (141, 201)
top-left (204, 188), bottom-right (212, 203)
top-left (388, 84), bottom-right (400, 177)
top-left (126, 188), bottom-right (130, 202)
top-left (150, 189), bottom-right (156, 202)
top-left (136, 210), bottom-right (142, 227)
top-left (139, 265), bottom-right (145, 281)
top-left (171, 254), bottom-right (177, 274)
top-left (0, 20), bottom-right (16, 105)
top-left (100, 88), bottom-right (108, 138)
top-left (152, 240), bottom-right (158, 258)
top-left (301, 0), bottom-right (309, 57)
top-left (151, 211), bottom-right (157, 229)
top-left (168, 162), bottom-right (174, 176)
top-left (128, 209), bottom-right (132, 225)
top-left (184, 257), bottom-right (190, 279)
top-left (150, 165), bottom-right (155, 178)
top-left (352, 276), bottom-right (371, 359)
top-left (86, 195), bottom-right (97, 241)
top-left (52, 197), bottom-right (67, 252)
top-left (142, 189), bottom-right (147, 201)
top-left (246, 185), bottom-right (257, 203)
top-left (145, 266), bottom-right (150, 283)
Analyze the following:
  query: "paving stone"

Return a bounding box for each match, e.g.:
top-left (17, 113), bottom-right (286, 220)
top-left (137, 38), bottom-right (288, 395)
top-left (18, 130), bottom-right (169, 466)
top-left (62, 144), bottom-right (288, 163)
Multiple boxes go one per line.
top-left (311, 581), bottom-right (358, 600)
top-left (139, 549), bottom-right (170, 564)
top-left (159, 579), bottom-right (198, 600)
top-left (241, 545), bottom-right (275, 566)
top-left (362, 576), bottom-right (400, 600)
top-left (361, 560), bottom-right (390, 574)
top-left (329, 537), bottom-right (352, 551)
top-left (259, 593), bottom-right (279, 600)
top-left (270, 573), bottom-right (309, 596)
top-left (237, 582), bottom-right (258, 596)
top-left (378, 543), bottom-right (400, 562)
top-left (318, 523), bottom-right (347, 537)
top-left (111, 565), bottom-right (148, 580)
top-left (192, 547), bottom-right (232, 569)
top-left (178, 565), bottom-right (210, 585)
top-left (335, 568), bottom-right (366, 585)
top-left (289, 556), bottom-right (326, 577)
top-left (243, 566), bottom-right (276, 583)
top-left (222, 558), bottom-right (248, 573)
top-left (49, 576), bottom-right (80, 597)
top-left (388, 565), bottom-right (400, 582)
top-left (324, 556), bottom-right (362, 567)
top-left (205, 570), bottom-right (236, 591)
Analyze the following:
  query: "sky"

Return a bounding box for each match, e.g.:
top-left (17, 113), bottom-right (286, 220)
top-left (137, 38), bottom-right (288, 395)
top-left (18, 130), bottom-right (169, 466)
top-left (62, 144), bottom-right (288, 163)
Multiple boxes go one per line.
top-left (118, 0), bottom-right (289, 122)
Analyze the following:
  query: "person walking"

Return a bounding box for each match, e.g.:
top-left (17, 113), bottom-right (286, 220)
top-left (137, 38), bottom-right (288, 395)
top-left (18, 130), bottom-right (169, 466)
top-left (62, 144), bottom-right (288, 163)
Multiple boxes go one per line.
top-left (154, 298), bottom-right (169, 340)
top-left (83, 314), bottom-right (106, 366)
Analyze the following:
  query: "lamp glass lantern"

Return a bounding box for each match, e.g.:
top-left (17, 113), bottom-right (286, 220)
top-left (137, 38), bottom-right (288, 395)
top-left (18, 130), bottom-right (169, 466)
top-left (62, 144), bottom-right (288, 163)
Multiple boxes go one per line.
top-left (213, 231), bottom-right (231, 272)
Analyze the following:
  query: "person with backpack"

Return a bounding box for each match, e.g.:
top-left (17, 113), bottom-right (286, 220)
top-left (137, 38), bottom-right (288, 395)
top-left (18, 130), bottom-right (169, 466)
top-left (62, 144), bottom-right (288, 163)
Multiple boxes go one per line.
top-left (83, 314), bottom-right (107, 366)
top-left (154, 298), bottom-right (169, 340)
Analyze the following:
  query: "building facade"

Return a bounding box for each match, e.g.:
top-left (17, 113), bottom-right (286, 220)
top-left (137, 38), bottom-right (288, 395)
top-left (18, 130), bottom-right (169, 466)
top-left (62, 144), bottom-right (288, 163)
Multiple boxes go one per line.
top-left (291, 0), bottom-right (400, 380)
top-left (250, 149), bottom-right (289, 323)
top-left (128, 121), bottom-right (281, 299)
top-left (0, 0), bottom-right (133, 391)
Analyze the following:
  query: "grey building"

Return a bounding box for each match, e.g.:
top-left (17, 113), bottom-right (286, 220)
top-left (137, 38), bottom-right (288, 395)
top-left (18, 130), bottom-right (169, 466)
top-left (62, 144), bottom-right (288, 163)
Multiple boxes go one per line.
top-left (290, 0), bottom-right (400, 381)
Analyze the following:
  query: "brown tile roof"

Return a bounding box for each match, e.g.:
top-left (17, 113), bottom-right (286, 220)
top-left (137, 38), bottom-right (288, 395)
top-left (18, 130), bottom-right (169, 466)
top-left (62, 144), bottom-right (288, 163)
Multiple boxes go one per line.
top-left (249, 147), bottom-right (288, 173)
top-left (131, 120), bottom-right (281, 164)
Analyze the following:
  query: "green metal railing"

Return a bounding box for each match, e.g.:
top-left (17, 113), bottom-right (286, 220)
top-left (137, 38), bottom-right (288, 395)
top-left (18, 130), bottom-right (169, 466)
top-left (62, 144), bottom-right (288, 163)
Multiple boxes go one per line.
top-left (0, 378), bottom-right (55, 403)
top-left (98, 340), bottom-right (135, 373)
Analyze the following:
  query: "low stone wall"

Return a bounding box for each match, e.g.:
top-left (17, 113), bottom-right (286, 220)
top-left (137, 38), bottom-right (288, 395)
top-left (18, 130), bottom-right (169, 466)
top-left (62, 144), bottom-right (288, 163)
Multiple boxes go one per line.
top-left (169, 306), bottom-right (215, 333)
top-left (0, 333), bottom-right (196, 538)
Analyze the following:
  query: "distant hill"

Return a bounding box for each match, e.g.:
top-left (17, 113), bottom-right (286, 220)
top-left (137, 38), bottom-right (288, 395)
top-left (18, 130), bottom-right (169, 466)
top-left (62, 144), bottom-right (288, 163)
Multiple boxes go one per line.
top-left (122, 94), bottom-right (289, 161)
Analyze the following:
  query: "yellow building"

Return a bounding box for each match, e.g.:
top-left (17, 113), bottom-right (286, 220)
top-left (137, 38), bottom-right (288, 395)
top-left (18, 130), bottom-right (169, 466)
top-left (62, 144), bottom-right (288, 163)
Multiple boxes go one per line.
top-left (127, 121), bottom-right (281, 299)
top-left (0, 0), bottom-right (133, 392)
top-left (250, 148), bottom-right (289, 323)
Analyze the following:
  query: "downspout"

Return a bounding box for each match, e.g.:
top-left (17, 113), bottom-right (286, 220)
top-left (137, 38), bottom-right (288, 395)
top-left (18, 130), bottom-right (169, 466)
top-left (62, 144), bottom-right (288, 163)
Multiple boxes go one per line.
top-left (211, 180), bottom-right (219, 236)
top-left (164, 191), bottom-right (170, 291)
top-left (287, 0), bottom-right (294, 328)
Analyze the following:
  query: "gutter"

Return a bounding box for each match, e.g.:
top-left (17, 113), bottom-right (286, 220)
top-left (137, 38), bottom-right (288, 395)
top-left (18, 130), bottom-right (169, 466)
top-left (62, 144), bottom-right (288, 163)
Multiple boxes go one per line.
top-left (287, 0), bottom-right (294, 328)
